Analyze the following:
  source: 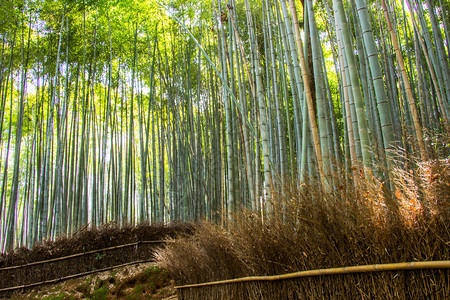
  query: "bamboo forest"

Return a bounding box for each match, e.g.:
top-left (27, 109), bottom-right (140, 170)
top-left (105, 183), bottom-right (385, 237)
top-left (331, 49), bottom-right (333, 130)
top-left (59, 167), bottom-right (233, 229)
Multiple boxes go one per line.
top-left (0, 0), bottom-right (449, 254)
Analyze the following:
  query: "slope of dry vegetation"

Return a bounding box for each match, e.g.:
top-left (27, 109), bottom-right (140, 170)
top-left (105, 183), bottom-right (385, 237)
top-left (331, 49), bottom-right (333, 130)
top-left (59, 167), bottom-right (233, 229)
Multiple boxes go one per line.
top-left (4, 263), bottom-right (176, 300)
top-left (157, 154), bottom-right (450, 299)
top-left (0, 223), bottom-right (194, 298)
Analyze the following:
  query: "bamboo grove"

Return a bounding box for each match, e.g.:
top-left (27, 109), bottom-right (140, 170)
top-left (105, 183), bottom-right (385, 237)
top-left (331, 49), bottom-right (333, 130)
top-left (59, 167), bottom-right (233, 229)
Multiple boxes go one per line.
top-left (0, 0), bottom-right (449, 252)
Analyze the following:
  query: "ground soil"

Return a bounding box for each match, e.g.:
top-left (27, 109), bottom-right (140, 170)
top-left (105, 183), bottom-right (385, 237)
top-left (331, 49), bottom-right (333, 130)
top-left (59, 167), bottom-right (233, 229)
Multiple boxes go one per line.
top-left (2, 262), bottom-right (177, 300)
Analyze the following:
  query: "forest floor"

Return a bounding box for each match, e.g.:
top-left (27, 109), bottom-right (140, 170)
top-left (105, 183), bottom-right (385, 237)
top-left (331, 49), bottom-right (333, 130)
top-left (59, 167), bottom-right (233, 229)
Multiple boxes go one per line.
top-left (3, 262), bottom-right (177, 300)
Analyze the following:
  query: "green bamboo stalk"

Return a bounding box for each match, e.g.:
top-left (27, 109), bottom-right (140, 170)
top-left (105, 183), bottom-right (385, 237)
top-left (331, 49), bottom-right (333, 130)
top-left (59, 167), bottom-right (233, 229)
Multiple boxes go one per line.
top-left (380, 0), bottom-right (427, 161)
top-left (333, 0), bottom-right (372, 173)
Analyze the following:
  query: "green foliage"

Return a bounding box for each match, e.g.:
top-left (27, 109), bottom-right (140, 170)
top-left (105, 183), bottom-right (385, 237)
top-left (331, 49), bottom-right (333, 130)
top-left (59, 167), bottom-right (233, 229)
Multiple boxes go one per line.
top-left (144, 265), bottom-right (162, 276)
top-left (42, 292), bottom-right (70, 300)
top-left (125, 284), bottom-right (143, 300)
top-left (110, 269), bottom-right (119, 278)
top-left (90, 284), bottom-right (108, 300)
top-left (94, 252), bottom-right (105, 260)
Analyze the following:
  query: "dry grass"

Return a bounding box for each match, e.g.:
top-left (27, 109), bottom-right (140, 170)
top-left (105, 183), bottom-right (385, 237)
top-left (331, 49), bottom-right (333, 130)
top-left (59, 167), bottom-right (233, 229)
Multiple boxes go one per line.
top-left (157, 151), bottom-right (450, 299)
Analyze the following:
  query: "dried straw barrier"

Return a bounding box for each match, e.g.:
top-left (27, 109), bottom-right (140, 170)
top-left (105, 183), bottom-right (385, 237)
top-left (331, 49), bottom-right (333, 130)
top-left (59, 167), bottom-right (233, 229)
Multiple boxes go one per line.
top-left (176, 261), bottom-right (450, 299)
top-left (158, 158), bottom-right (450, 299)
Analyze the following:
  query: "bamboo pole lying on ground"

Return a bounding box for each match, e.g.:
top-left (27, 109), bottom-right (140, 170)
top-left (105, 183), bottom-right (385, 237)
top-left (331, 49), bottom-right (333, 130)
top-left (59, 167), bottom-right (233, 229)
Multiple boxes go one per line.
top-left (175, 260), bottom-right (450, 289)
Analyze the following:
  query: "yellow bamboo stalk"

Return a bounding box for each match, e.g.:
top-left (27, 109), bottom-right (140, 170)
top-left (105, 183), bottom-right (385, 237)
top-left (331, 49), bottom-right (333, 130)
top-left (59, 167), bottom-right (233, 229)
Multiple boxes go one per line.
top-left (175, 260), bottom-right (450, 289)
top-left (288, 0), bottom-right (325, 186)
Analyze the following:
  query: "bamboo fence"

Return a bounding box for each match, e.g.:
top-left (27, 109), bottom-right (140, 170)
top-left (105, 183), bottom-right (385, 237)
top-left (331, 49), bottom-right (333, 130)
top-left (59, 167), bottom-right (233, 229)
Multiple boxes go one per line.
top-left (0, 240), bottom-right (165, 294)
top-left (0, 259), bottom-right (154, 292)
top-left (175, 260), bottom-right (450, 289)
top-left (0, 241), bottom-right (163, 271)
